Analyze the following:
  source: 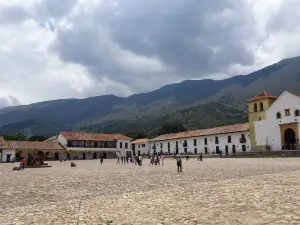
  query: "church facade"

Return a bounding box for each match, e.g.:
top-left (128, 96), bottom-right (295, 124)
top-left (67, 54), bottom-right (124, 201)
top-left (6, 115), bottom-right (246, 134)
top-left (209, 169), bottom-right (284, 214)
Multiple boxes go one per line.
top-left (250, 90), bottom-right (300, 151)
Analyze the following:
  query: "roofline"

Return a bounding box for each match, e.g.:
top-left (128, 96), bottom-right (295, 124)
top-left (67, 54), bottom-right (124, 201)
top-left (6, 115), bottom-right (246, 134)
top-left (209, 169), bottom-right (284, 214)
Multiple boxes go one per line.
top-left (150, 124), bottom-right (250, 142)
top-left (246, 96), bottom-right (277, 102)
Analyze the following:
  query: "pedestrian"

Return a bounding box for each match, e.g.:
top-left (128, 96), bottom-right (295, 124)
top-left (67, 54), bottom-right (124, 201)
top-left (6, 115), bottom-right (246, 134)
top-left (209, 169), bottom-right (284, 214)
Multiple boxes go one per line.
top-left (100, 156), bottom-right (103, 164)
top-left (117, 156), bottom-right (120, 164)
top-left (176, 156), bottom-right (182, 173)
top-left (161, 153), bottom-right (164, 165)
top-left (200, 153), bottom-right (203, 161)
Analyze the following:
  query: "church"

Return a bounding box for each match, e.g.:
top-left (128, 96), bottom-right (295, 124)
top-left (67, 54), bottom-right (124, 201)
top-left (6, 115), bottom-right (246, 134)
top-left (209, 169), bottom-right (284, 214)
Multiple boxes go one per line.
top-left (249, 90), bottom-right (300, 151)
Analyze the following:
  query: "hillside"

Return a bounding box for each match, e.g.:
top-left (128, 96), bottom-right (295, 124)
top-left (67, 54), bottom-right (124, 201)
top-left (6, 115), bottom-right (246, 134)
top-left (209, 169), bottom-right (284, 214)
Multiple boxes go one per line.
top-left (0, 56), bottom-right (300, 137)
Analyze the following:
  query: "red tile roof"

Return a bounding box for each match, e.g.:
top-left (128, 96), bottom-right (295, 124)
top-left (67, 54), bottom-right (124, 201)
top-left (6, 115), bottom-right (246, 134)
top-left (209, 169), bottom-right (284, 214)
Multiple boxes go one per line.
top-left (131, 138), bottom-right (150, 144)
top-left (43, 135), bottom-right (58, 142)
top-left (1, 140), bottom-right (64, 151)
top-left (247, 89), bottom-right (277, 102)
top-left (10, 141), bottom-right (64, 151)
top-left (151, 123), bottom-right (249, 141)
top-left (61, 131), bottom-right (132, 141)
top-left (0, 140), bottom-right (13, 150)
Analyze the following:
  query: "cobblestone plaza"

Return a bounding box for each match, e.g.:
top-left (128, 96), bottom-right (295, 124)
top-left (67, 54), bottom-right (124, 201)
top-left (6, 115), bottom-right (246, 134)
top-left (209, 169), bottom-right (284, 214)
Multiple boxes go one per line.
top-left (1, 158), bottom-right (300, 225)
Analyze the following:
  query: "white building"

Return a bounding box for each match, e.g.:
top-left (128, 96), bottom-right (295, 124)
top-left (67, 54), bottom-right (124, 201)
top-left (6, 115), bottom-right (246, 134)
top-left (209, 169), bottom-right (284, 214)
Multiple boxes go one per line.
top-left (251, 91), bottom-right (300, 151)
top-left (56, 131), bottom-right (132, 159)
top-left (0, 136), bottom-right (15, 162)
top-left (131, 138), bottom-right (150, 156)
top-left (150, 123), bottom-right (251, 155)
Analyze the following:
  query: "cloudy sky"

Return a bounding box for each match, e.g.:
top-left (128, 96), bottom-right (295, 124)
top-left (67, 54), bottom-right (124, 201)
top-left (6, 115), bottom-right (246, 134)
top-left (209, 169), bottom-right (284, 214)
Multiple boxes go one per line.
top-left (0, 0), bottom-right (300, 108)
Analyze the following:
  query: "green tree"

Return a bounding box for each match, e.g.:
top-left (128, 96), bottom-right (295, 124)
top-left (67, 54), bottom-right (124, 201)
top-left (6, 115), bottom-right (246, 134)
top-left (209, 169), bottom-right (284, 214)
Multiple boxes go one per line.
top-left (123, 131), bottom-right (148, 140)
top-left (28, 136), bottom-right (47, 142)
top-left (157, 121), bottom-right (186, 136)
top-left (16, 132), bottom-right (26, 141)
top-left (2, 134), bottom-right (17, 140)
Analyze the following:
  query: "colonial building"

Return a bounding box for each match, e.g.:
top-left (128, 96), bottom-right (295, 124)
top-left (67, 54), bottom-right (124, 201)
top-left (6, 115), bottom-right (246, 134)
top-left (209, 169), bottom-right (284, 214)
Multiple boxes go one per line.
top-left (55, 131), bottom-right (132, 159)
top-left (250, 90), bottom-right (300, 151)
top-left (0, 138), bottom-right (65, 162)
top-left (131, 138), bottom-right (150, 156)
top-left (150, 123), bottom-right (250, 155)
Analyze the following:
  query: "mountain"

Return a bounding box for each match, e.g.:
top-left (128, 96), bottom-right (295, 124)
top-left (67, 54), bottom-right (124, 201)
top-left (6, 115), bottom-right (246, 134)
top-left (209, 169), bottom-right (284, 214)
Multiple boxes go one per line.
top-left (1, 56), bottom-right (300, 137)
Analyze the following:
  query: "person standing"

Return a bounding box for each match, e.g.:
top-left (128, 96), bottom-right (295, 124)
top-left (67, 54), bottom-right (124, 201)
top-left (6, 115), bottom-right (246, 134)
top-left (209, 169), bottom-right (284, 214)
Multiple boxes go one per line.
top-left (200, 153), bottom-right (203, 161)
top-left (161, 153), bottom-right (164, 165)
top-left (117, 156), bottom-right (120, 164)
top-left (100, 156), bottom-right (103, 164)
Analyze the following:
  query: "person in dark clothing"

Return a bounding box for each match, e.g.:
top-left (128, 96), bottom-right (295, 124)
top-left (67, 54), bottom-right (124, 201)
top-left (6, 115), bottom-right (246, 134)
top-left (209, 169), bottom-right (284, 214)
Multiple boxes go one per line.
top-left (200, 153), bottom-right (203, 161)
top-left (100, 156), bottom-right (103, 164)
top-left (176, 157), bottom-right (182, 173)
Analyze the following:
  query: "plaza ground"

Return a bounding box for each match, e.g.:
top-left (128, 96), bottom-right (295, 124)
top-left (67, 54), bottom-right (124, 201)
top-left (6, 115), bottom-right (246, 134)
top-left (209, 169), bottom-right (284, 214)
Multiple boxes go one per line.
top-left (1, 158), bottom-right (300, 225)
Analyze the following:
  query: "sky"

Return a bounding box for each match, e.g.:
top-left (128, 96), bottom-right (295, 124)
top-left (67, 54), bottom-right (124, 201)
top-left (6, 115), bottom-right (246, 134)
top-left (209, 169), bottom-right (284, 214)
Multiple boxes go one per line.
top-left (0, 0), bottom-right (300, 108)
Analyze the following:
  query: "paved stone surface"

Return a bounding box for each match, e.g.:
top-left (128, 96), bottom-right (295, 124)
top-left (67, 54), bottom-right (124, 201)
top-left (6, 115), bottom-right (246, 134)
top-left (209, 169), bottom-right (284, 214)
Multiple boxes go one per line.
top-left (1, 158), bottom-right (300, 224)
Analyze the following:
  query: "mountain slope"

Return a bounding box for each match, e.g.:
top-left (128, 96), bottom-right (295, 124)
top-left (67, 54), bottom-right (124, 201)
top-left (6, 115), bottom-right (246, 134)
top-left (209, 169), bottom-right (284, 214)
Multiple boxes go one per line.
top-left (0, 56), bottom-right (300, 136)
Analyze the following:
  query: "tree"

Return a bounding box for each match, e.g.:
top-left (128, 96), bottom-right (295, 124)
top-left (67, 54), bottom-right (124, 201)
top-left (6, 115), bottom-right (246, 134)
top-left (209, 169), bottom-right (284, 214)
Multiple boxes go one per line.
top-left (28, 136), bottom-right (47, 142)
top-left (123, 131), bottom-right (148, 140)
top-left (16, 132), bottom-right (26, 141)
top-left (157, 121), bottom-right (187, 136)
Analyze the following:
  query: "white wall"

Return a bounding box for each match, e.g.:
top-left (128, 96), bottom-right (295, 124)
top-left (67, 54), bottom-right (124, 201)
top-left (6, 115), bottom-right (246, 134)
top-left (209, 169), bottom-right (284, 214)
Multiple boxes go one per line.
top-left (133, 142), bottom-right (150, 155)
top-left (57, 134), bottom-right (67, 146)
top-left (151, 131), bottom-right (251, 155)
top-left (116, 140), bottom-right (132, 156)
top-left (254, 91), bottom-right (300, 151)
top-left (1, 150), bottom-right (15, 162)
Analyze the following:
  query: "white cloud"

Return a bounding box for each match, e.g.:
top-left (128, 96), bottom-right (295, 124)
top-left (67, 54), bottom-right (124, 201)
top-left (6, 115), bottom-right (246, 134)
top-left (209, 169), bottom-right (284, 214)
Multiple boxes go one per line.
top-left (0, 0), bottom-right (300, 109)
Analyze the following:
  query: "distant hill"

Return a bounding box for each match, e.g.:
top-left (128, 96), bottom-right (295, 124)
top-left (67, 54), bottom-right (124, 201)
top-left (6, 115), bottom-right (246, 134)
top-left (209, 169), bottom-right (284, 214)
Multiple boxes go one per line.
top-left (0, 56), bottom-right (300, 137)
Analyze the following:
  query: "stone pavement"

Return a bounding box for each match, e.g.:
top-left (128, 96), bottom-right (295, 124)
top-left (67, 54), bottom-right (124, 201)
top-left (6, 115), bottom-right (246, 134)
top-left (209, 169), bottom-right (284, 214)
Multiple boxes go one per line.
top-left (1, 158), bottom-right (300, 224)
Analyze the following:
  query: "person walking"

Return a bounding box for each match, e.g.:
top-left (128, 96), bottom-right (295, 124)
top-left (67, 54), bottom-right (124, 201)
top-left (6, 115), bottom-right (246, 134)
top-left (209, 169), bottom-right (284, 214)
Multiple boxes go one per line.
top-left (100, 156), bottom-right (104, 164)
top-left (176, 156), bottom-right (182, 173)
top-left (200, 153), bottom-right (203, 161)
top-left (117, 156), bottom-right (120, 164)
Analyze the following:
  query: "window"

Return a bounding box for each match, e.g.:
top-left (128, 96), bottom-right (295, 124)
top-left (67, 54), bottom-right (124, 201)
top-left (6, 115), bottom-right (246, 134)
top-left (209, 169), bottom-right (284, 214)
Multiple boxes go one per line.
top-left (260, 102), bottom-right (264, 111)
top-left (194, 139), bottom-right (197, 146)
top-left (204, 138), bottom-right (207, 145)
top-left (215, 137), bottom-right (219, 144)
top-left (285, 109), bottom-right (291, 116)
top-left (216, 146), bottom-right (220, 154)
top-left (228, 136), bottom-right (231, 143)
top-left (183, 140), bottom-right (187, 147)
top-left (168, 142), bottom-right (170, 149)
top-left (125, 143), bottom-right (128, 149)
top-left (160, 143), bottom-right (163, 149)
top-left (194, 148), bottom-right (197, 154)
top-left (138, 144), bottom-right (140, 148)
top-left (259, 117), bottom-right (261, 120)
top-left (119, 142), bottom-right (123, 148)
top-left (254, 103), bottom-right (258, 112)
top-left (141, 144), bottom-right (145, 147)
top-left (295, 109), bottom-right (300, 117)
top-left (205, 147), bottom-right (208, 154)
top-left (176, 141), bottom-right (178, 147)
top-left (241, 134), bottom-right (245, 139)
top-left (276, 112), bottom-right (281, 119)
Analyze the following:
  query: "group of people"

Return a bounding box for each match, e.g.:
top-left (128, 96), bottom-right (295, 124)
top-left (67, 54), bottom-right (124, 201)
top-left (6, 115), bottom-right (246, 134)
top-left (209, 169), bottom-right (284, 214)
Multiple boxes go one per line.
top-left (116, 155), bottom-right (143, 166)
top-left (149, 152), bottom-right (165, 165)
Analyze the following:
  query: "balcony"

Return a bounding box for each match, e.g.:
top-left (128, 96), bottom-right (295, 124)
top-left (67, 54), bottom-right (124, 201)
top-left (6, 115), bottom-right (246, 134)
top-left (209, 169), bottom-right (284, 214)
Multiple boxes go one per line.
top-left (239, 138), bottom-right (246, 144)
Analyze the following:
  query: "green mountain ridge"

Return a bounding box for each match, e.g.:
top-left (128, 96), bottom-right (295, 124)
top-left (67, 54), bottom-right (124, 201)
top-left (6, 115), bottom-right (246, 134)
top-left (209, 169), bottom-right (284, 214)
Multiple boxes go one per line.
top-left (0, 56), bottom-right (300, 137)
